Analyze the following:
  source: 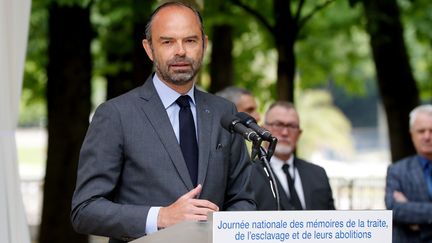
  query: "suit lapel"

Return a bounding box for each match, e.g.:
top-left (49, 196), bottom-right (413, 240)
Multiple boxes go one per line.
top-left (410, 156), bottom-right (430, 201)
top-left (195, 90), bottom-right (212, 186)
top-left (296, 159), bottom-right (312, 210)
top-left (138, 79), bottom-right (194, 190)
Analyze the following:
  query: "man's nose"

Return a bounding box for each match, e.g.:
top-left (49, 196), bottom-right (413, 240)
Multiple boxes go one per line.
top-left (175, 41), bottom-right (186, 56)
top-left (280, 127), bottom-right (290, 135)
top-left (253, 112), bottom-right (261, 123)
top-left (425, 130), bottom-right (432, 139)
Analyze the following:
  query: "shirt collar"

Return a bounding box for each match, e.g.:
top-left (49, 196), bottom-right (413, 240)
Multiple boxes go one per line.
top-left (152, 74), bottom-right (196, 109)
top-left (271, 155), bottom-right (295, 169)
top-left (418, 155), bottom-right (432, 171)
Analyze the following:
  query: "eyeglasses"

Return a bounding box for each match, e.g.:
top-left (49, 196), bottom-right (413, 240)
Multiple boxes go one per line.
top-left (265, 122), bottom-right (300, 132)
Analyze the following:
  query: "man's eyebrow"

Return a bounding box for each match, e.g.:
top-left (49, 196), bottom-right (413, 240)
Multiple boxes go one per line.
top-left (184, 35), bottom-right (199, 39)
top-left (158, 36), bottom-right (174, 41)
top-left (158, 35), bottom-right (200, 40)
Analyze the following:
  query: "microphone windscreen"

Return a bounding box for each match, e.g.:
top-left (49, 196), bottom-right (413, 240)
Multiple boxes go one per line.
top-left (220, 114), bottom-right (239, 132)
top-left (235, 112), bottom-right (256, 124)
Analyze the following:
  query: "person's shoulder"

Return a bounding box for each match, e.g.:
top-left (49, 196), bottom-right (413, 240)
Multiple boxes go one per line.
top-left (296, 157), bottom-right (321, 168)
top-left (110, 86), bottom-right (142, 103)
top-left (196, 88), bottom-right (236, 109)
top-left (296, 158), bottom-right (328, 173)
top-left (103, 85), bottom-right (143, 106)
top-left (390, 155), bottom-right (418, 169)
top-left (91, 86), bottom-right (143, 118)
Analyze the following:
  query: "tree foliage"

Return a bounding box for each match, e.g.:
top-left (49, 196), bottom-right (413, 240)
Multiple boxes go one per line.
top-left (92, 0), bottom-right (155, 100)
top-left (297, 1), bottom-right (373, 94)
top-left (399, 0), bottom-right (432, 101)
top-left (21, 1), bottom-right (49, 126)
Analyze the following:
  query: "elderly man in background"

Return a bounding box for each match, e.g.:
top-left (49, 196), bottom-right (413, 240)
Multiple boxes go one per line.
top-left (385, 104), bottom-right (432, 243)
top-left (250, 101), bottom-right (335, 211)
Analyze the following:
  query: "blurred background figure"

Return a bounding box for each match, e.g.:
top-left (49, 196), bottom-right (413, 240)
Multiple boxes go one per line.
top-left (385, 104), bottom-right (432, 243)
top-left (215, 86), bottom-right (261, 123)
top-left (250, 101), bottom-right (335, 211)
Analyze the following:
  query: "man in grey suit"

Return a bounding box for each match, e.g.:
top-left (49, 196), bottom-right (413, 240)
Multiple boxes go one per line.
top-left (385, 104), bottom-right (432, 243)
top-left (250, 101), bottom-right (335, 210)
top-left (71, 2), bottom-right (255, 242)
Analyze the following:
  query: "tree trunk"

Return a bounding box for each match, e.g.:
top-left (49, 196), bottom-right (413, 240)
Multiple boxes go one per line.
top-left (132, 15), bottom-right (153, 86)
top-left (209, 24), bottom-right (234, 93)
top-left (363, 0), bottom-right (419, 161)
top-left (274, 0), bottom-right (297, 102)
top-left (39, 4), bottom-right (92, 243)
top-left (132, 0), bottom-right (154, 90)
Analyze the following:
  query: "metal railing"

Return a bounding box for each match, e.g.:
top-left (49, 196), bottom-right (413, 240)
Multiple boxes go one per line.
top-left (21, 176), bottom-right (387, 242)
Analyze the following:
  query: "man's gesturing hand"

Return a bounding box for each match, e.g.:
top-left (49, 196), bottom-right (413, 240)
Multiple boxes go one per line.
top-left (157, 184), bottom-right (219, 229)
top-left (393, 191), bottom-right (408, 203)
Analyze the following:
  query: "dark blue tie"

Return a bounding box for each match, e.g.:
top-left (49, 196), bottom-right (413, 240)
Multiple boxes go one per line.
top-left (282, 164), bottom-right (303, 210)
top-left (176, 95), bottom-right (198, 186)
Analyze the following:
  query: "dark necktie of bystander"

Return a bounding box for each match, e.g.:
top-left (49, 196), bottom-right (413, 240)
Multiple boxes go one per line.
top-left (428, 163), bottom-right (432, 198)
top-left (282, 164), bottom-right (303, 210)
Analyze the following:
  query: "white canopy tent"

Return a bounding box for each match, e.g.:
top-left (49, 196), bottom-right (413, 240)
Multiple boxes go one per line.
top-left (0, 0), bottom-right (32, 242)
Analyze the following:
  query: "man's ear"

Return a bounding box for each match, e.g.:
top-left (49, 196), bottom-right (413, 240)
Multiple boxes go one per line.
top-left (203, 35), bottom-right (208, 52)
top-left (142, 39), bottom-right (154, 61)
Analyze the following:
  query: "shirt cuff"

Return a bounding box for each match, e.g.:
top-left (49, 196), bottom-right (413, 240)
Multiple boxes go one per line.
top-left (145, 206), bottom-right (161, 234)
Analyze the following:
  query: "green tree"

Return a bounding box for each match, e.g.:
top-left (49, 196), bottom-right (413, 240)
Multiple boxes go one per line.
top-left (231, 0), bottom-right (334, 102)
top-left (93, 0), bottom-right (154, 100)
top-left (205, 1), bottom-right (235, 93)
top-left (359, 0), bottom-right (419, 161)
top-left (296, 0), bottom-right (372, 93)
top-left (21, 1), bottom-right (49, 127)
top-left (399, 0), bottom-right (432, 101)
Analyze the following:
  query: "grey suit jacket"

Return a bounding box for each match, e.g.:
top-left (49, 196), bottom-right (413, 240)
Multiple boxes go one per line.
top-left (71, 77), bottom-right (256, 242)
top-left (250, 157), bottom-right (335, 211)
top-left (385, 155), bottom-right (432, 243)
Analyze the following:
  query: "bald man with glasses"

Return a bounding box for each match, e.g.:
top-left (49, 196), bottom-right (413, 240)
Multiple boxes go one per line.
top-left (250, 101), bottom-right (335, 210)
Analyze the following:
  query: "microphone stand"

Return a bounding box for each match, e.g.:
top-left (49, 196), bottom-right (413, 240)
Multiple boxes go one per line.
top-left (251, 139), bottom-right (281, 211)
top-left (266, 137), bottom-right (278, 161)
top-left (251, 137), bottom-right (261, 161)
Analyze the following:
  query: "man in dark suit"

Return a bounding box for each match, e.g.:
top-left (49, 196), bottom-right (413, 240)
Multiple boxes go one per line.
top-left (250, 101), bottom-right (335, 210)
top-left (385, 104), bottom-right (432, 243)
top-left (71, 2), bottom-right (255, 242)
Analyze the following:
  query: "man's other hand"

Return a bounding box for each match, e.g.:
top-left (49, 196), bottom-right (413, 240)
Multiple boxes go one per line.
top-left (157, 184), bottom-right (219, 229)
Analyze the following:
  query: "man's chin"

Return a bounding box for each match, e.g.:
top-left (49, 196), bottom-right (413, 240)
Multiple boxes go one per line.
top-left (167, 73), bottom-right (195, 85)
top-left (275, 145), bottom-right (293, 155)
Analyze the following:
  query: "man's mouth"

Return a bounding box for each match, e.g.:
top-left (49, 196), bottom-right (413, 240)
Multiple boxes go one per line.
top-left (170, 62), bottom-right (191, 71)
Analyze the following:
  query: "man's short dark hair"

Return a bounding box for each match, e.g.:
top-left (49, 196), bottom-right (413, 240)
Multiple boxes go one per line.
top-left (144, 1), bottom-right (205, 45)
top-left (215, 86), bottom-right (253, 106)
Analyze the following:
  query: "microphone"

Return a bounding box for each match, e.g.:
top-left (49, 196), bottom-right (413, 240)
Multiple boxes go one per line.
top-left (235, 112), bottom-right (274, 141)
top-left (220, 114), bottom-right (262, 143)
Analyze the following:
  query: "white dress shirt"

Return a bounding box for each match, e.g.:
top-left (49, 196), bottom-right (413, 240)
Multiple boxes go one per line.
top-left (270, 155), bottom-right (306, 209)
